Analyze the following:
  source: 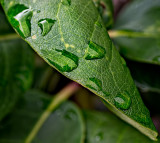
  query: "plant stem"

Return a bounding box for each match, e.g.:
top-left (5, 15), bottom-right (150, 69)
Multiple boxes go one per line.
top-left (0, 33), bottom-right (20, 41)
top-left (108, 30), bottom-right (156, 38)
top-left (25, 82), bottom-right (80, 143)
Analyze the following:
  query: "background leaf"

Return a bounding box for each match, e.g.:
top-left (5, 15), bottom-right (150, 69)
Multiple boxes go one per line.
top-left (112, 0), bottom-right (160, 65)
top-left (84, 110), bottom-right (159, 143)
top-left (0, 38), bottom-right (34, 121)
top-left (0, 90), bottom-right (85, 143)
top-left (1, 0), bottom-right (158, 140)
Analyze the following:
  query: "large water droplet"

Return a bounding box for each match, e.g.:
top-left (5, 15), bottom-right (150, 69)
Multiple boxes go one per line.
top-left (62, 0), bottom-right (71, 6)
top-left (64, 109), bottom-right (76, 121)
top-left (95, 132), bottom-right (103, 142)
top-left (38, 19), bottom-right (56, 36)
top-left (44, 49), bottom-right (78, 72)
top-left (152, 56), bottom-right (160, 63)
top-left (8, 4), bottom-right (33, 38)
top-left (86, 78), bottom-right (102, 91)
top-left (114, 92), bottom-right (131, 110)
top-left (85, 41), bottom-right (106, 60)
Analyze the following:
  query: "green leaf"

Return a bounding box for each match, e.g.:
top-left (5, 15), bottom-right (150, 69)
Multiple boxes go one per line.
top-left (93, 0), bottom-right (114, 29)
top-left (0, 38), bottom-right (34, 121)
top-left (0, 6), bottom-right (14, 35)
top-left (0, 90), bottom-right (85, 143)
top-left (112, 0), bottom-right (160, 65)
top-left (126, 60), bottom-right (160, 113)
top-left (84, 110), bottom-right (159, 143)
top-left (0, 7), bottom-right (34, 121)
top-left (1, 0), bottom-right (158, 140)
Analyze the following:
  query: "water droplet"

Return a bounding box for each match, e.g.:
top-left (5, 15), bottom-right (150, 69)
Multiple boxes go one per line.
top-left (64, 109), bottom-right (76, 120)
top-left (38, 19), bottom-right (56, 36)
top-left (121, 57), bottom-right (127, 66)
top-left (44, 49), bottom-right (78, 72)
top-left (137, 113), bottom-right (150, 124)
top-left (95, 132), bottom-right (103, 142)
top-left (114, 92), bottom-right (131, 110)
top-left (86, 78), bottom-right (102, 91)
top-left (85, 41), bottom-right (106, 60)
top-left (62, 0), bottom-right (71, 6)
top-left (15, 67), bottom-right (32, 91)
top-left (152, 56), bottom-right (160, 63)
top-left (8, 4), bottom-right (33, 38)
top-left (37, 10), bottom-right (41, 13)
top-left (95, 21), bottom-right (102, 28)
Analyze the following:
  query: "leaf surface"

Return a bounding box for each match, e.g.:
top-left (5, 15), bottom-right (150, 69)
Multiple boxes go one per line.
top-left (1, 0), bottom-right (158, 140)
top-left (84, 110), bottom-right (159, 143)
top-left (113, 0), bottom-right (160, 65)
top-left (0, 90), bottom-right (85, 143)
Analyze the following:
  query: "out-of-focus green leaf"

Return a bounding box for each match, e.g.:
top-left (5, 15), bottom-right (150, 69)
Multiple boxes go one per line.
top-left (0, 7), bottom-right (34, 121)
top-left (113, 0), bottom-right (160, 65)
top-left (84, 110), bottom-right (159, 143)
top-left (93, 0), bottom-right (114, 29)
top-left (0, 6), bottom-right (14, 34)
top-left (0, 39), bottom-right (34, 121)
top-left (1, 0), bottom-right (158, 140)
top-left (0, 90), bottom-right (85, 143)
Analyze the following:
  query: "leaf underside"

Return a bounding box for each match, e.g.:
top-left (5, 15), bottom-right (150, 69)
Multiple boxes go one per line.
top-left (1, 0), bottom-right (158, 140)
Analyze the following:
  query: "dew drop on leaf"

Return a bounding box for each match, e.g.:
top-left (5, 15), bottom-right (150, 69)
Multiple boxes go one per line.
top-left (85, 41), bottom-right (106, 60)
top-left (64, 109), bottom-right (76, 121)
top-left (114, 92), bottom-right (131, 110)
top-left (44, 49), bottom-right (78, 72)
top-left (152, 56), bottom-right (160, 63)
top-left (7, 4), bottom-right (33, 38)
top-left (121, 57), bottom-right (127, 66)
top-left (95, 132), bottom-right (103, 142)
top-left (95, 21), bottom-right (102, 28)
top-left (86, 77), bottom-right (102, 91)
top-left (38, 19), bottom-right (56, 36)
top-left (62, 0), bottom-right (71, 6)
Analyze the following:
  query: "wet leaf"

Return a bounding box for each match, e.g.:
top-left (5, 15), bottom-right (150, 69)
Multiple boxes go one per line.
top-left (1, 0), bottom-right (158, 140)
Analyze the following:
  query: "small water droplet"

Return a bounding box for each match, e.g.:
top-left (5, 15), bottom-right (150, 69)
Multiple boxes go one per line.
top-left (121, 57), bottom-right (127, 66)
top-left (114, 92), bottom-right (131, 110)
top-left (86, 77), bottom-right (102, 91)
top-left (15, 67), bottom-right (32, 91)
top-left (8, 4), bottom-right (33, 38)
top-left (152, 56), bottom-right (160, 63)
top-left (37, 10), bottom-right (41, 13)
top-left (62, 0), bottom-right (71, 6)
top-left (43, 49), bottom-right (78, 72)
top-left (85, 41), bottom-right (106, 60)
top-left (38, 18), bottom-right (56, 36)
top-left (95, 132), bottom-right (103, 142)
top-left (64, 109), bottom-right (76, 120)
top-left (95, 21), bottom-right (102, 28)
